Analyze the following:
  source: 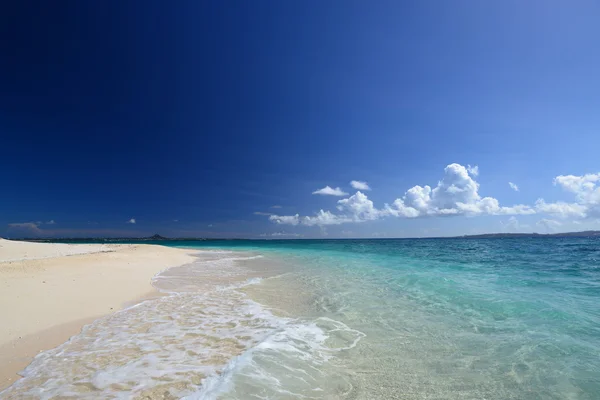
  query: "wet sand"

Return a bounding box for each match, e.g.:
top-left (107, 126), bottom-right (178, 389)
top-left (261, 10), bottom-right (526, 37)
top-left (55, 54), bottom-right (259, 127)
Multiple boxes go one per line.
top-left (0, 239), bottom-right (196, 389)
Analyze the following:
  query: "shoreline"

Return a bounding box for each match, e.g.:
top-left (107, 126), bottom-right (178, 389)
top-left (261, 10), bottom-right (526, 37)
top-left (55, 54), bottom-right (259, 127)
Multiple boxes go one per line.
top-left (0, 239), bottom-right (197, 390)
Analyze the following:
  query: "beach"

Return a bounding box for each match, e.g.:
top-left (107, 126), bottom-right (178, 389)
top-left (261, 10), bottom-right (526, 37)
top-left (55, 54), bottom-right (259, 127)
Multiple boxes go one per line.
top-left (0, 239), bottom-right (196, 390)
top-left (1, 238), bottom-right (599, 399)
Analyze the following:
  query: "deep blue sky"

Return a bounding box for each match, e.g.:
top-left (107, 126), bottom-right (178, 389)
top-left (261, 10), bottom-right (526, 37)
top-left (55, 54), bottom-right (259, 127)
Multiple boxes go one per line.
top-left (2, 1), bottom-right (600, 238)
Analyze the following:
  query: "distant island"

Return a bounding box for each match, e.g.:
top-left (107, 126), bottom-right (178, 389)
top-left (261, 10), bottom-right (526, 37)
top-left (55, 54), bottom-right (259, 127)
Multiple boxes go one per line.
top-left (454, 230), bottom-right (600, 239)
top-left (6, 231), bottom-right (600, 242)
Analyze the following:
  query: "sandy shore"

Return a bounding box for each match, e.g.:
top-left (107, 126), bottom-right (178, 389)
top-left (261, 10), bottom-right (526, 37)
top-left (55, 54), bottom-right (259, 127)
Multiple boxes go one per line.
top-left (0, 239), bottom-right (196, 390)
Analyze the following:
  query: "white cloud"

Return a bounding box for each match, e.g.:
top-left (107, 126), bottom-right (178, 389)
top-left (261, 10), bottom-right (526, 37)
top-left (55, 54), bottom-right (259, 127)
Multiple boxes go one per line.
top-left (268, 163), bottom-right (535, 227)
top-left (536, 218), bottom-right (562, 232)
top-left (271, 192), bottom-right (378, 227)
top-left (508, 182), bottom-right (519, 192)
top-left (534, 172), bottom-right (600, 219)
top-left (303, 210), bottom-right (352, 226)
top-left (534, 199), bottom-right (587, 218)
top-left (207, 224), bottom-right (213, 227)
top-left (337, 191), bottom-right (380, 221)
top-left (127, 218), bottom-right (136, 224)
top-left (265, 165), bottom-right (600, 229)
top-left (554, 173), bottom-right (600, 195)
top-left (269, 214), bottom-right (300, 226)
top-left (467, 165), bottom-right (479, 177)
top-left (260, 232), bottom-right (303, 237)
top-left (312, 186), bottom-right (348, 196)
top-left (350, 180), bottom-right (371, 191)
top-left (254, 211), bottom-right (273, 216)
top-left (386, 164), bottom-right (534, 217)
top-left (270, 205), bottom-right (282, 209)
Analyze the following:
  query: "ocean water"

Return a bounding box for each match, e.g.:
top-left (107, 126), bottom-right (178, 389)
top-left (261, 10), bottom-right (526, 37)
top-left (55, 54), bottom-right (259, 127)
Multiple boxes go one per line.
top-left (2, 238), bottom-right (600, 399)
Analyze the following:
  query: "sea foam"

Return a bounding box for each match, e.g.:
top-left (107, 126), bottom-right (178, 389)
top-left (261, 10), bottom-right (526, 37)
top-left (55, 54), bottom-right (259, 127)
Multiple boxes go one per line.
top-left (1, 251), bottom-right (363, 399)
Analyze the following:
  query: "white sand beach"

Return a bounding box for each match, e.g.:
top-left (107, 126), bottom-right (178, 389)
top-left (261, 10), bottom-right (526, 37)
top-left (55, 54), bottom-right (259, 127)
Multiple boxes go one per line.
top-left (0, 239), bottom-right (196, 389)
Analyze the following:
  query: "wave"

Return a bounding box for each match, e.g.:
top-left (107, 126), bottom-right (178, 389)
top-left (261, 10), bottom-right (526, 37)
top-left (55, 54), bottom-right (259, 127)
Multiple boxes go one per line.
top-left (1, 250), bottom-right (363, 399)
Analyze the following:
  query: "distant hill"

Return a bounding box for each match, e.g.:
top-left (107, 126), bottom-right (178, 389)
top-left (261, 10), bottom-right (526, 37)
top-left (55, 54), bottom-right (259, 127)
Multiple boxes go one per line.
top-left (455, 231), bottom-right (600, 239)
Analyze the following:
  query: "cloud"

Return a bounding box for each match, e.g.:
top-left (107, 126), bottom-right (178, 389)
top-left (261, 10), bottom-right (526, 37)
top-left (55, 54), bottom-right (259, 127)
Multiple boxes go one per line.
top-left (554, 173), bottom-right (600, 194)
top-left (303, 210), bottom-right (353, 226)
top-left (259, 232), bottom-right (303, 237)
top-left (269, 163), bottom-right (536, 227)
top-left (207, 224), bottom-right (213, 227)
top-left (536, 218), bottom-right (562, 232)
top-left (270, 205), bottom-right (282, 209)
top-left (269, 214), bottom-right (300, 226)
top-left (312, 186), bottom-right (348, 196)
top-left (386, 164), bottom-right (534, 218)
top-left (534, 172), bottom-right (600, 219)
top-left (173, 219), bottom-right (179, 222)
top-left (269, 210), bottom-right (352, 227)
top-left (7, 222), bottom-right (43, 235)
top-left (501, 216), bottom-right (527, 232)
top-left (350, 180), bottom-right (371, 191)
top-left (508, 182), bottom-right (519, 192)
top-left (337, 191), bottom-right (380, 221)
top-left (266, 164), bottom-right (600, 229)
top-left (127, 218), bottom-right (136, 224)
top-left (534, 199), bottom-right (587, 218)
top-left (467, 165), bottom-right (479, 177)
top-left (253, 211), bottom-right (273, 216)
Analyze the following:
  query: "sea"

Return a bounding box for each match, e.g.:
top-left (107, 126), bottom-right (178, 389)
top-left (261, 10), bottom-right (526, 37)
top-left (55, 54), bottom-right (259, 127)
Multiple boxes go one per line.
top-left (2, 238), bottom-right (600, 399)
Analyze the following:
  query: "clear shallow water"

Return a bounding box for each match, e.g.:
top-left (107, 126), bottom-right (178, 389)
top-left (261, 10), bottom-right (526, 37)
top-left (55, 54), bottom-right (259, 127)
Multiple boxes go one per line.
top-left (2, 238), bottom-right (600, 399)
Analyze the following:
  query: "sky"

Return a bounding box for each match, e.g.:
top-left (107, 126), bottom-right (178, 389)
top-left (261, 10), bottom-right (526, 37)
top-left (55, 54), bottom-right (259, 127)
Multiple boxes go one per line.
top-left (1, 1), bottom-right (600, 239)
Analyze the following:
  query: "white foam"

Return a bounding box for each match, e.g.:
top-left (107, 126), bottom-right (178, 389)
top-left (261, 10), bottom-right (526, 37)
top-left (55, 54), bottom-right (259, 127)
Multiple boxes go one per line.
top-left (186, 315), bottom-right (365, 399)
top-left (1, 250), bottom-right (364, 399)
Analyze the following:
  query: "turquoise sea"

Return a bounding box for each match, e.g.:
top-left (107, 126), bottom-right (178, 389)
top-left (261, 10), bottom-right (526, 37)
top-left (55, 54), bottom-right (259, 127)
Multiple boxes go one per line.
top-left (3, 238), bottom-right (600, 399)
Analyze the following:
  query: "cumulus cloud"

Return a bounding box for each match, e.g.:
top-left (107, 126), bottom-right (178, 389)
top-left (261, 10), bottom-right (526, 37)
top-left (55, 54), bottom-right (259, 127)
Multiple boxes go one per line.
top-left (303, 210), bottom-right (352, 226)
top-left (467, 165), bottom-right (479, 177)
top-left (554, 173), bottom-right (600, 195)
top-left (386, 164), bottom-right (534, 218)
top-left (350, 180), bottom-right (371, 191)
top-left (312, 186), bottom-right (348, 196)
top-left (508, 182), bottom-right (519, 192)
top-left (337, 191), bottom-right (380, 221)
top-left (253, 211), bottom-right (273, 216)
top-left (534, 172), bottom-right (600, 219)
top-left (534, 199), bottom-right (587, 218)
top-left (269, 214), bottom-right (300, 226)
top-left (127, 218), bottom-right (136, 224)
top-left (270, 192), bottom-right (377, 227)
top-left (269, 163), bottom-right (536, 227)
top-left (266, 164), bottom-right (600, 228)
